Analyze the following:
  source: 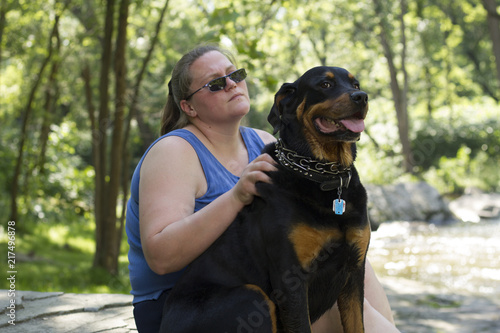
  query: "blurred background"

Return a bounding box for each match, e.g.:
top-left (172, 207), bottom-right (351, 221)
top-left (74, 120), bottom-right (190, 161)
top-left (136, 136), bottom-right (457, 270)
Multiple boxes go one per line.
top-left (0, 0), bottom-right (499, 323)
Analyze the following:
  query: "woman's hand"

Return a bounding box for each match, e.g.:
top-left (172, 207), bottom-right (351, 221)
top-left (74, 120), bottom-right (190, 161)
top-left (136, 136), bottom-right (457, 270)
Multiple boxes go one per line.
top-left (230, 153), bottom-right (278, 206)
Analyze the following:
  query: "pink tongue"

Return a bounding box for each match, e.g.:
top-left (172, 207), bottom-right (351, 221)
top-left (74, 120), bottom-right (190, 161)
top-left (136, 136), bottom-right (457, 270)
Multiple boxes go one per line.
top-left (340, 118), bottom-right (365, 133)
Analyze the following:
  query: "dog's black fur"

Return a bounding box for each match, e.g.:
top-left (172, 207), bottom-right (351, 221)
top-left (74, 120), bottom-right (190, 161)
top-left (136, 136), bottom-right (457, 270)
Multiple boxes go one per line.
top-left (160, 66), bottom-right (370, 333)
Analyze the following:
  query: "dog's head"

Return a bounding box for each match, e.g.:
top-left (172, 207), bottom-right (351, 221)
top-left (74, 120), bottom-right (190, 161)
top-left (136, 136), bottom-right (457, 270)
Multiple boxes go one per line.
top-left (268, 66), bottom-right (368, 167)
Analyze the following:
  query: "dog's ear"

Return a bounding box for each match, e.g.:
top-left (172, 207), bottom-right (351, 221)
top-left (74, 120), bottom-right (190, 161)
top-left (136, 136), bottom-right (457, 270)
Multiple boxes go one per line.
top-left (268, 82), bottom-right (297, 135)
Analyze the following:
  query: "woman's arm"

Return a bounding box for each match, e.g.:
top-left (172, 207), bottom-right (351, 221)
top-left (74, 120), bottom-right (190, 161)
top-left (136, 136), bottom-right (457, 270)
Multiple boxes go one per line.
top-left (139, 136), bottom-right (277, 275)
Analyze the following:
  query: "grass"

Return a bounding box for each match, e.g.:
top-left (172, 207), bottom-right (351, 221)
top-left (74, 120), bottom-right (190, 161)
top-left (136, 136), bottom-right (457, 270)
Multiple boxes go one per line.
top-left (0, 218), bottom-right (131, 294)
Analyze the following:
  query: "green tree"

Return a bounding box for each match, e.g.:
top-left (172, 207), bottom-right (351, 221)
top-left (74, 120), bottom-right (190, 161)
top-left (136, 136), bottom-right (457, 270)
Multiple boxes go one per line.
top-left (481, 0), bottom-right (500, 97)
top-left (9, 2), bottom-right (67, 222)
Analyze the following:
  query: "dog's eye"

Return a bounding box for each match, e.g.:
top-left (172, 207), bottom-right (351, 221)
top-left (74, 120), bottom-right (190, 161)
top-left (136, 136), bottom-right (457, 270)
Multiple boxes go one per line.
top-left (320, 82), bottom-right (332, 89)
top-left (354, 84), bottom-right (360, 89)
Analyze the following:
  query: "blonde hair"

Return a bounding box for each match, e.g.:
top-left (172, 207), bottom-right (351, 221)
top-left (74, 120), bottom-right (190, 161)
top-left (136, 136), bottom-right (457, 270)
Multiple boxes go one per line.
top-left (160, 45), bottom-right (236, 135)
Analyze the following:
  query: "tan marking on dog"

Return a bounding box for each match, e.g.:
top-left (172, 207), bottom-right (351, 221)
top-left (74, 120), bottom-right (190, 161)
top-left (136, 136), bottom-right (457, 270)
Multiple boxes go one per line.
top-left (325, 71), bottom-right (335, 79)
top-left (308, 141), bottom-right (353, 167)
top-left (348, 72), bottom-right (355, 80)
top-left (296, 98), bottom-right (306, 121)
top-left (272, 92), bottom-right (288, 120)
top-left (337, 287), bottom-right (364, 333)
top-left (346, 223), bottom-right (371, 267)
top-left (275, 93), bottom-right (286, 109)
top-left (244, 284), bottom-right (278, 333)
top-left (289, 224), bottom-right (343, 269)
top-left (298, 94), bottom-right (363, 166)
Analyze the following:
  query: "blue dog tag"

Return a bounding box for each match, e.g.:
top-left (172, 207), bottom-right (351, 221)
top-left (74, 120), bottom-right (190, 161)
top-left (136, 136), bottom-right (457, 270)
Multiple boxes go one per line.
top-left (334, 199), bottom-right (345, 215)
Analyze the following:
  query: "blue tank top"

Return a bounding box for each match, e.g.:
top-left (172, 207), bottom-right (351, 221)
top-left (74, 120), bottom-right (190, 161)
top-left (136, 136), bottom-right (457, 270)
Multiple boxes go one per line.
top-left (126, 127), bottom-right (266, 304)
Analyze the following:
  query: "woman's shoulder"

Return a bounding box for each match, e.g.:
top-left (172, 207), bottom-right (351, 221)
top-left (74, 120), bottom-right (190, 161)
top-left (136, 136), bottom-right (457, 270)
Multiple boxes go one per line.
top-left (241, 127), bottom-right (276, 145)
top-left (250, 128), bottom-right (276, 145)
top-left (143, 133), bottom-right (198, 169)
top-left (140, 132), bottom-right (205, 195)
top-left (148, 127), bottom-right (202, 153)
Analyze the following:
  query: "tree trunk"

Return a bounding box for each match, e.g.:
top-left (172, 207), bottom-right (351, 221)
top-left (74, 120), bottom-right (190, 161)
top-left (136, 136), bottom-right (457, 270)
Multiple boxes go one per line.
top-left (0, 0), bottom-right (8, 66)
top-left (93, 0), bottom-right (115, 272)
top-left (398, 0), bottom-right (411, 173)
top-left (372, 0), bottom-right (412, 173)
top-left (107, 0), bottom-right (129, 273)
top-left (93, 0), bottom-right (130, 275)
top-left (38, 23), bottom-right (61, 174)
top-left (482, 0), bottom-right (500, 96)
top-left (129, 0), bottom-right (171, 153)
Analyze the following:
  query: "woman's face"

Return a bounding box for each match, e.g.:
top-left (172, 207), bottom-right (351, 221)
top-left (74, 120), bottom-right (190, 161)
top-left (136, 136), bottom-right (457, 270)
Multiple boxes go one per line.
top-left (182, 51), bottom-right (250, 126)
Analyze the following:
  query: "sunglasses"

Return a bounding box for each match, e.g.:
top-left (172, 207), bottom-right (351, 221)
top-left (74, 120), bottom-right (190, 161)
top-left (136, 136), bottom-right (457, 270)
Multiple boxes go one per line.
top-left (184, 68), bottom-right (247, 100)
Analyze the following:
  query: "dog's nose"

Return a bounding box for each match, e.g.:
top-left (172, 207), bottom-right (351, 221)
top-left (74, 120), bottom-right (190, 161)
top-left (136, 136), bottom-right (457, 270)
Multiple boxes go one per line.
top-left (350, 91), bottom-right (368, 106)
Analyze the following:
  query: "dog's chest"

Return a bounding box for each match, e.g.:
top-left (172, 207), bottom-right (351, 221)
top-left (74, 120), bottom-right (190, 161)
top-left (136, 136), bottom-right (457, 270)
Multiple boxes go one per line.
top-left (287, 222), bottom-right (370, 275)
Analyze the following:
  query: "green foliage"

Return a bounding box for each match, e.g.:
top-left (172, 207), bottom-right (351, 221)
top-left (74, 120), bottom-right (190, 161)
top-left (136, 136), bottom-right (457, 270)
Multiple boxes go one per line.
top-left (424, 147), bottom-right (500, 195)
top-left (356, 96), bottom-right (500, 194)
top-left (412, 119), bottom-right (500, 171)
top-left (356, 98), bottom-right (406, 184)
top-left (6, 119), bottom-right (95, 227)
top-left (412, 102), bottom-right (500, 194)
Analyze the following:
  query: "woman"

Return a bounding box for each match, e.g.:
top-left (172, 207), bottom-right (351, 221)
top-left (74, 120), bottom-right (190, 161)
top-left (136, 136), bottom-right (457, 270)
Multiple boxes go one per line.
top-left (126, 45), bottom-right (399, 332)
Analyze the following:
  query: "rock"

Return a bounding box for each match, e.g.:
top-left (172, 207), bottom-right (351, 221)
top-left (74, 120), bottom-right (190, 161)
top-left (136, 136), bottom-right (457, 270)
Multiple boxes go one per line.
top-left (0, 290), bottom-right (135, 332)
top-left (381, 276), bottom-right (500, 333)
top-left (365, 182), bottom-right (455, 229)
top-left (449, 189), bottom-right (500, 223)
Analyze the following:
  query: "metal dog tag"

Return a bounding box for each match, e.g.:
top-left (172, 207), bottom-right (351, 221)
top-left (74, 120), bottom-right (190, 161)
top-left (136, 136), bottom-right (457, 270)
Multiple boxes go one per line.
top-left (333, 199), bottom-right (345, 215)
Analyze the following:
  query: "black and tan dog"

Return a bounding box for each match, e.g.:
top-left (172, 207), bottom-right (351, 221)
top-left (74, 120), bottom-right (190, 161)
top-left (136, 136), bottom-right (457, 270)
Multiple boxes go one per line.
top-left (160, 66), bottom-right (370, 333)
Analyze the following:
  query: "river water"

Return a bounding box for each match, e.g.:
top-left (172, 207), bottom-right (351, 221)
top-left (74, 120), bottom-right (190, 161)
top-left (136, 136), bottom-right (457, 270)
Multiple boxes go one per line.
top-left (368, 218), bottom-right (500, 298)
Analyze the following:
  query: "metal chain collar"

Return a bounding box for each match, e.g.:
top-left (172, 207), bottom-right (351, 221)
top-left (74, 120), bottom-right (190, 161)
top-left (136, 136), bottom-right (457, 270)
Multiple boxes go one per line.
top-left (274, 139), bottom-right (352, 191)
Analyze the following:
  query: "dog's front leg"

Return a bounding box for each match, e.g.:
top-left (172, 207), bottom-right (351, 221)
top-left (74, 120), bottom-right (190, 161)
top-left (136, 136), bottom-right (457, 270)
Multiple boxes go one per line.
top-left (336, 219), bottom-right (370, 333)
top-left (337, 263), bottom-right (365, 333)
top-left (336, 243), bottom-right (368, 333)
top-left (271, 264), bottom-right (312, 333)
